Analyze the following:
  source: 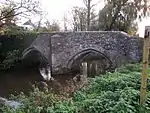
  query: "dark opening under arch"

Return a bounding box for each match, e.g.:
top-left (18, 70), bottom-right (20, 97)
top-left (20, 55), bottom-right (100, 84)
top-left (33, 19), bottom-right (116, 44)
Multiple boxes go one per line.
top-left (67, 49), bottom-right (113, 75)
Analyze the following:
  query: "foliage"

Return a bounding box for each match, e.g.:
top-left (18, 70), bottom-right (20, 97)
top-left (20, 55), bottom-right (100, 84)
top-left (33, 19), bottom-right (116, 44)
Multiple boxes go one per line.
top-left (0, 0), bottom-right (41, 23)
top-left (1, 49), bottom-right (21, 70)
top-left (0, 2), bottom-right (18, 34)
top-left (0, 4), bottom-right (17, 25)
top-left (98, 0), bottom-right (150, 33)
top-left (2, 63), bottom-right (150, 113)
top-left (0, 32), bottom-right (38, 70)
top-left (70, 0), bottom-right (150, 33)
top-left (1, 86), bottom-right (69, 113)
top-left (0, 0), bottom-right (44, 34)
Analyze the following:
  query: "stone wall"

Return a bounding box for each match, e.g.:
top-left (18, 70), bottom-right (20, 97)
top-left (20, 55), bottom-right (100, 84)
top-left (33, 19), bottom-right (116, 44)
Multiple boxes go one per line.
top-left (22, 31), bottom-right (143, 75)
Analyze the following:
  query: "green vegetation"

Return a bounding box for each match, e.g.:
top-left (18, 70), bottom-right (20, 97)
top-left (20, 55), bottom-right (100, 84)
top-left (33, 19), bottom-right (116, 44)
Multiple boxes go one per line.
top-left (1, 63), bottom-right (150, 113)
top-left (0, 32), bottom-right (38, 70)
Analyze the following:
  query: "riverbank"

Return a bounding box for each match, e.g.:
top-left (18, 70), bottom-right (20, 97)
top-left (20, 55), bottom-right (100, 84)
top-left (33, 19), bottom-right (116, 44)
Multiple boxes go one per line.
top-left (1, 63), bottom-right (150, 113)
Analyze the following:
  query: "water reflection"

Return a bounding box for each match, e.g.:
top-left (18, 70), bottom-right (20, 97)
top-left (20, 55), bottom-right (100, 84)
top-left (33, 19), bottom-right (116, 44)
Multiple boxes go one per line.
top-left (0, 67), bottom-right (75, 97)
top-left (0, 68), bottom-right (41, 97)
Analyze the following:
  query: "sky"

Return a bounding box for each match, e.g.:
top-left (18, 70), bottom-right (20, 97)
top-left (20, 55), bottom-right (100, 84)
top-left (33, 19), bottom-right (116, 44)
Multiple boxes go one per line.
top-left (41, 0), bottom-right (102, 20)
top-left (138, 17), bottom-right (150, 37)
top-left (40, 0), bottom-right (150, 37)
top-left (1, 0), bottom-right (150, 37)
top-left (40, 0), bottom-right (103, 30)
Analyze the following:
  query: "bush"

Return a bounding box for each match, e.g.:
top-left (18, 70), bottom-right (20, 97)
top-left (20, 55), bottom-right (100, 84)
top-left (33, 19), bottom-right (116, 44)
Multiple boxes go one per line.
top-left (0, 49), bottom-right (21, 70)
top-left (0, 32), bottom-right (38, 70)
top-left (1, 87), bottom-right (67, 113)
top-left (2, 63), bottom-right (150, 113)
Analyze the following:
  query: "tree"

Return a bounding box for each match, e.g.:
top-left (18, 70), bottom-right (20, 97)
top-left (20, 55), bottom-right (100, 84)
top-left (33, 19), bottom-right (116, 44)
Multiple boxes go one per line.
top-left (32, 12), bottom-right (48, 32)
top-left (98, 0), bottom-right (150, 33)
top-left (42, 20), bottom-right (60, 32)
top-left (83, 0), bottom-right (97, 31)
top-left (0, 0), bottom-right (41, 27)
top-left (0, 4), bottom-right (20, 34)
top-left (127, 23), bottom-right (138, 36)
top-left (72, 7), bottom-right (87, 31)
top-left (63, 14), bottom-right (68, 31)
top-left (89, 9), bottom-right (99, 31)
top-left (50, 21), bottom-right (60, 32)
top-left (1, 5), bottom-right (17, 25)
top-left (71, 6), bottom-right (98, 31)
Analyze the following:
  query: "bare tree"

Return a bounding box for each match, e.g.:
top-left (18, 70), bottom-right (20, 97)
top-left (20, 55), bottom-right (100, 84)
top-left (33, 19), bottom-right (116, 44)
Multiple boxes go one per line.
top-left (83, 0), bottom-right (96, 31)
top-left (43, 20), bottom-right (60, 32)
top-left (63, 14), bottom-right (68, 31)
top-left (33, 12), bottom-right (47, 32)
top-left (0, 0), bottom-right (41, 27)
top-left (72, 7), bottom-right (87, 31)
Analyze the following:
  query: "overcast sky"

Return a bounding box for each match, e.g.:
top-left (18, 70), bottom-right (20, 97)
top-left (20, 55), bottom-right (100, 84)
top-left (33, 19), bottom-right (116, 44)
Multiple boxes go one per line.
top-left (1, 0), bottom-right (150, 37)
top-left (40, 0), bottom-right (103, 30)
top-left (41, 0), bottom-right (101, 20)
top-left (40, 0), bottom-right (150, 37)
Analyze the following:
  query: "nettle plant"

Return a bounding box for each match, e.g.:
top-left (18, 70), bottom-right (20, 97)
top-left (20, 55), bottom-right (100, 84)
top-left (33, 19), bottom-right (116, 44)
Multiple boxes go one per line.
top-left (2, 63), bottom-right (150, 113)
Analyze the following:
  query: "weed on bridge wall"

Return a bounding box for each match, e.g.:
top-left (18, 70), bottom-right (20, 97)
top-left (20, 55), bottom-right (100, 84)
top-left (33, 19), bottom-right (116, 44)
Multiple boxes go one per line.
top-left (1, 63), bottom-right (150, 113)
top-left (0, 32), bottom-right (38, 70)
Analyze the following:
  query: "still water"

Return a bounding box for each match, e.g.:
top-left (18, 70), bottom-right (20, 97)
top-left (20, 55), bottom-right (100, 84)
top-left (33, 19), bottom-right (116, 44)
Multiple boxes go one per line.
top-left (0, 68), bottom-right (74, 98)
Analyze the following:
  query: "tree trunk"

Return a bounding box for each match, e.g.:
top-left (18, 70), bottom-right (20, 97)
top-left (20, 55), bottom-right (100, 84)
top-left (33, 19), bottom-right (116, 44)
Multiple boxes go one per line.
top-left (87, 0), bottom-right (91, 31)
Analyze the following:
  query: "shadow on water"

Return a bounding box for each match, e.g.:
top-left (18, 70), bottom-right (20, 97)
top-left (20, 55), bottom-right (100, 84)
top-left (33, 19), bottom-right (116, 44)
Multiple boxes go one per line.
top-left (0, 68), bottom-right (41, 97)
top-left (0, 67), bottom-right (77, 98)
top-left (0, 61), bottom-right (112, 98)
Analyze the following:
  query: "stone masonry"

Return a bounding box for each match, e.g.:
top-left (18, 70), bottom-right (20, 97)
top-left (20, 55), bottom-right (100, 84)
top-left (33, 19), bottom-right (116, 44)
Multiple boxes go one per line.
top-left (22, 31), bottom-right (143, 75)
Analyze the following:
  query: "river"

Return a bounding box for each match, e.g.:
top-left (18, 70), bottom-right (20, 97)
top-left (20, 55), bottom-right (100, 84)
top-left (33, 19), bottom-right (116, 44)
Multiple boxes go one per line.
top-left (0, 67), bottom-right (75, 98)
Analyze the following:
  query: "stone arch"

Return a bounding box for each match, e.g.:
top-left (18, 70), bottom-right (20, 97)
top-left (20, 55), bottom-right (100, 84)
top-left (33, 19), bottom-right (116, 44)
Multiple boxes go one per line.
top-left (22, 47), bottom-right (48, 66)
top-left (22, 47), bottom-right (51, 81)
top-left (67, 49), bottom-right (113, 75)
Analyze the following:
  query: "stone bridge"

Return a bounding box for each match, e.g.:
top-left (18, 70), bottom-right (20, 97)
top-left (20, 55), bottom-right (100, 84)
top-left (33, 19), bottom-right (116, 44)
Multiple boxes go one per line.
top-left (22, 31), bottom-right (143, 77)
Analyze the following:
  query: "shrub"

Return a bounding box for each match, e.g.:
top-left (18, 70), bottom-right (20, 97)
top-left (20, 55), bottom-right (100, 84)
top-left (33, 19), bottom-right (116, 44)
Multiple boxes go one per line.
top-left (2, 63), bottom-right (150, 113)
top-left (0, 32), bottom-right (38, 70)
top-left (1, 49), bottom-right (21, 70)
top-left (1, 87), bottom-right (66, 113)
